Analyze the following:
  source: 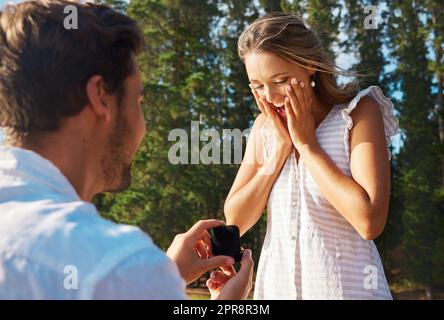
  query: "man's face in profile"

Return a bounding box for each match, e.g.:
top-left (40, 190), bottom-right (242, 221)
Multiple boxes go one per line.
top-left (101, 63), bottom-right (146, 193)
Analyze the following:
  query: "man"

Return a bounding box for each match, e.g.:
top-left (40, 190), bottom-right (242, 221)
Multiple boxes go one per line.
top-left (0, 0), bottom-right (253, 299)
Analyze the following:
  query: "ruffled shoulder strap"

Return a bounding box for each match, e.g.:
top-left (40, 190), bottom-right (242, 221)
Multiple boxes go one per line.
top-left (341, 86), bottom-right (400, 160)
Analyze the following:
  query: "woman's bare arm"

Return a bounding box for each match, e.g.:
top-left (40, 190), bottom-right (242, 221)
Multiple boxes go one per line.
top-left (298, 96), bottom-right (390, 240)
top-left (224, 113), bottom-right (291, 235)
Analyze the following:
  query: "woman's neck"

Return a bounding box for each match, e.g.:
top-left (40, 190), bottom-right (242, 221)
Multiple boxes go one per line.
top-left (312, 95), bottom-right (333, 129)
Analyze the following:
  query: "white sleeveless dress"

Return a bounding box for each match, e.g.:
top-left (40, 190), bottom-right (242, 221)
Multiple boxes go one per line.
top-left (253, 86), bottom-right (399, 300)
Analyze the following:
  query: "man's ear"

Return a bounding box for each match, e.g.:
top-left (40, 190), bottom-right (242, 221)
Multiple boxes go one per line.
top-left (86, 75), bottom-right (112, 123)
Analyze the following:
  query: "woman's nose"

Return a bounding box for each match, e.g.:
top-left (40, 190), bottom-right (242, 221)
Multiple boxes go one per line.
top-left (264, 87), bottom-right (281, 105)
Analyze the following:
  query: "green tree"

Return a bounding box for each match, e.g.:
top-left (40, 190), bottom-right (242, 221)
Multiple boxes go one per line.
top-left (343, 0), bottom-right (387, 90)
top-left (305, 0), bottom-right (342, 59)
top-left (387, 0), bottom-right (442, 298)
top-left (424, 0), bottom-right (444, 292)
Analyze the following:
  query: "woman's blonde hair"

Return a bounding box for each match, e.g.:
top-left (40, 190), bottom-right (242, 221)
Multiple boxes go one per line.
top-left (238, 12), bottom-right (359, 107)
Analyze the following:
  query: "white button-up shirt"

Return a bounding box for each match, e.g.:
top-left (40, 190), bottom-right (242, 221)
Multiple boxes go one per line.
top-left (0, 146), bottom-right (186, 299)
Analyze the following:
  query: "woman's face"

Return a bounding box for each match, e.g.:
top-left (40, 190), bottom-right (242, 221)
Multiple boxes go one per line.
top-left (244, 51), bottom-right (314, 123)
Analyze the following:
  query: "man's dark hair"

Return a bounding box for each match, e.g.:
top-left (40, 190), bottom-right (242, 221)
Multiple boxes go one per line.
top-left (0, 0), bottom-right (143, 140)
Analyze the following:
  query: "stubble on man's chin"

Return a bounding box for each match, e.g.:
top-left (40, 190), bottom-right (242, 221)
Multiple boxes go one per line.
top-left (101, 116), bottom-right (134, 193)
top-left (102, 163), bottom-right (132, 193)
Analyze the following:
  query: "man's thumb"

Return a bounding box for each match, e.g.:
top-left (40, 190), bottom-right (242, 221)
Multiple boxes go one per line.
top-left (239, 249), bottom-right (254, 275)
top-left (202, 255), bottom-right (234, 271)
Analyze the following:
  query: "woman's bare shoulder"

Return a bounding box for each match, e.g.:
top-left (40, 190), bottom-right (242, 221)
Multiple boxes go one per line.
top-left (252, 113), bottom-right (266, 130)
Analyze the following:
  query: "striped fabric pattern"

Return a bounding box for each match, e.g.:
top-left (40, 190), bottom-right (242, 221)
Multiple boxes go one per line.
top-left (254, 86), bottom-right (399, 300)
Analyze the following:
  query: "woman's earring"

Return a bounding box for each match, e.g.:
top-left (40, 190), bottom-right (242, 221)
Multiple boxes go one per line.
top-left (311, 73), bottom-right (316, 88)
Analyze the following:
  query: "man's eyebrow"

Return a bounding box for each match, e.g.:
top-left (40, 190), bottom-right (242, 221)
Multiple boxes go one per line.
top-left (249, 72), bottom-right (290, 82)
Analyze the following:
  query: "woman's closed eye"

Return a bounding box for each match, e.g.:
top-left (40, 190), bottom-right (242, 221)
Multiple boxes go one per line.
top-left (250, 78), bottom-right (289, 90)
top-left (274, 78), bottom-right (289, 85)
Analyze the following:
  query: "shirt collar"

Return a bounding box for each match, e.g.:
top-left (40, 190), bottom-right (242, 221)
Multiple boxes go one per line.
top-left (0, 146), bottom-right (81, 201)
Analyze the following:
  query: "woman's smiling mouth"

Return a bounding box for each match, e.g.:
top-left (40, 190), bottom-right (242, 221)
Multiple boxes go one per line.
top-left (273, 104), bottom-right (288, 125)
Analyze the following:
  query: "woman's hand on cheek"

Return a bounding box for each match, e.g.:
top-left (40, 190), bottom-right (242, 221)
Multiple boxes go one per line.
top-left (249, 86), bottom-right (292, 164)
top-left (285, 78), bottom-right (318, 152)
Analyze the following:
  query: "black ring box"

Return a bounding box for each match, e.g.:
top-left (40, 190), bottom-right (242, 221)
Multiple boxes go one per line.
top-left (209, 225), bottom-right (243, 262)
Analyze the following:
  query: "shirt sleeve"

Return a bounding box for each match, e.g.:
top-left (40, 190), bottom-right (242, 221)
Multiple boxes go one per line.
top-left (341, 85), bottom-right (400, 161)
top-left (92, 248), bottom-right (187, 300)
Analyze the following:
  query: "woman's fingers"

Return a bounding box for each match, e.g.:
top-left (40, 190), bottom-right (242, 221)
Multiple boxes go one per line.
top-left (210, 270), bottom-right (231, 284)
top-left (260, 97), bottom-right (280, 123)
top-left (285, 96), bottom-right (296, 129)
top-left (290, 78), bottom-right (306, 113)
top-left (286, 83), bottom-right (300, 119)
top-left (206, 278), bottom-right (218, 290)
top-left (298, 80), bottom-right (309, 113)
top-left (305, 82), bottom-right (314, 112)
top-left (206, 278), bottom-right (223, 292)
top-left (220, 264), bottom-right (236, 277)
top-left (249, 86), bottom-right (266, 115)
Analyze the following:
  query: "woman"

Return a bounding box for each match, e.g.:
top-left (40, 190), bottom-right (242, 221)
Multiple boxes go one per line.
top-left (224, 13), bottom-right (399, 299)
